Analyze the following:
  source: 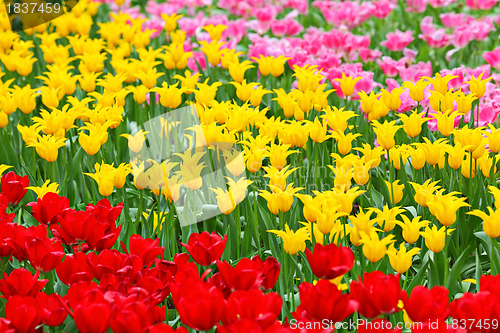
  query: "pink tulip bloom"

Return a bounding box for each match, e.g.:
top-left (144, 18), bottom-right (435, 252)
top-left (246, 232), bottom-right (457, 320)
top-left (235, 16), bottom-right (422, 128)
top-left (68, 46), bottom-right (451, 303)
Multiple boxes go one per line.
top-left (399, 61), bottom-right (432, 82)
top-left (450, 27), bottom-right (473, 49)
top-left (403, 48), bottom-right (418, 61)
top-left (440, 13), bottom-right (469, 28)
top-left (484, 48), bottom-right (500, 71)
top-left (377, 57), bottom-right (404, 77)
top-left (380, 30), bottom-right (414, 52)
top-left (428, 0), bottom-right (456, 7)
top-left (284, 0), bottom-right (309, 13)
top-left (359, 48), bottom-right (383, 62)
top-left (372, 0), bottom-right (396, 19)
top-left (465, 0), bottom-right (498, 10)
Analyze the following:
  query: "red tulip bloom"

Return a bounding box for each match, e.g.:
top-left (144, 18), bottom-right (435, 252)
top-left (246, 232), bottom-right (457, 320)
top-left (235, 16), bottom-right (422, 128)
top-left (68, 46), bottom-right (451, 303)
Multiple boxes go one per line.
top-left (56, 252), bottom-right (94, 285)
top-left (0, 193), bottom-right (15, 223)
top-left (252, 255), bottom-right (281, 290)
top-left (66, 281), bottom-right (101, 309)
top-left (297, 279), bottom-right (358, 323)
top-left (83, 213), bottom-right (122, 251)
top-left (27, 192), bottom-right (70, 225)
top-left (1, 171), bottom-right (29, 206)
top-left (181, 231), bottom-right (227, 266)
top-left (401, 286), bottom-right (449, 323)
top-left (67, 282), bottom-right (112, 333)
top-left (51, 209), bottom-right (91, 245)
top-left (5, 296), bottom-right (42, 333)
top-left (9, 224), bottom-right (47, 261)
top-left (26, 237), bottom-right (65, 272)
top-left (85, 198), bottom-right (123, 224)
top-left (305, 243), bottom-right (354, 280)
top-left (125, 234), bottom-right (164, 266)
top-left (74, 297), bottom-right (112, 333)
top-left (217, 259), bottom-right (265, 292)
top-left (88, 249), bottom-right (127, 280)
top-left (111, 301), bottom-right (162, 333)
top-left (0, 318), bottom-right (14, 333)
top-left (0, 268), bottom-right (47, 299)
top-left (350, 271), bottom-right (401, 318)
top-left (223, 289), bottom-right (282, 329)
top-left (450, 292), bottom-right (500, 332)
top-left (36, 292), bottom-right (68, 327)
top-left (480, 274), bottom-right (500, 302)
top-left (171, 278), bottom-right (225, 331)
top-left (0, 222), bottom-right (16, 257)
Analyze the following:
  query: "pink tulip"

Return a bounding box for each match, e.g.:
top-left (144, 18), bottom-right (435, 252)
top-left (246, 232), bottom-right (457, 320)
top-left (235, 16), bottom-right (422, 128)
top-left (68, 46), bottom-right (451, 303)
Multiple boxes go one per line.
top-left (465, 0), bottom-right (498, 10)
top-left (484, 48), bottom-right (500, 71)
top-left (380, 30), bottom-right (414, 52)
top-left (377, 57), bottom-right (404, 77)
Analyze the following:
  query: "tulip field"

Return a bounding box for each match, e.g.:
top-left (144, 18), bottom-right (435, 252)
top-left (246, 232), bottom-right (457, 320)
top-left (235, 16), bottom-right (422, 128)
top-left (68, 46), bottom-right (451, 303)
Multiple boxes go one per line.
top-left (1, 0), bottom-right (500, 331)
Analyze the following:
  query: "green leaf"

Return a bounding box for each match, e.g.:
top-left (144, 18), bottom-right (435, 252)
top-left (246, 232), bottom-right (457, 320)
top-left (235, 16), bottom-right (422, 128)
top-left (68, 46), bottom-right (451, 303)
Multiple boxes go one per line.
top-left (446, 245), bottom-right (472, 293)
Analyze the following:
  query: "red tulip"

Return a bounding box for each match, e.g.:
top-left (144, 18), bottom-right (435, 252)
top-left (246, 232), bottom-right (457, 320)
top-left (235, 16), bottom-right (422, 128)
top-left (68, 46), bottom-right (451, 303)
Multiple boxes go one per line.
top-left (181, 231), bottom-right (227, 266)
top-left (1, 171), bottom-right (29, 206)
top-left (9, 224), bottom-right (47, 261)
top-left (0, 268), bottom-right (47, 299)
top-left (305, 243), bottom-right (354, 280)
top-left (36, 292), bottom-right (68, 327)
top-left (74, 297), bottom-right (112, 333)
top-left (51, 209), bottom-right (91, 245)
top-left (252, 255), bottom-right (281, 290)
top-left (480, 274), bottom-right (500, 302)
top-left (85, 198), bottom-right (123, 223)
top-left (83, 214), bottom-right (122, 251)
top-left (110, 301), bottom-right (161, 333)
top-left (26, 237), bottom-right (65, 272)
top-left (56, 252), bottom-right (94, 285)
top-left (401, 285), bottom-right (449, 323)
top-left (0, 193), bottom-right (15, 223)
top-left (0, 222), bottom-right (16, 257)
top-left (27, 192), bottom-right (70, 225)
top-left (450, 292), bottom-right (500, 332)
top-left (297, 279), bottom-right (358, 323)
top-left (5, 295), bottom-right (42, 333)
top-left (66, 281), bottom-right (101, 309)
top-left (216, 259), bottom-right (264, 292)
top-left (126, 234), bottom-right (164, 266)
top-left (0, 318), bottom-right (14, 333)
top-left (350, 271), bottom-right (401, 318)
top-left (222, 289), bottom-right (282, 329)
top-left (88, 249), bottom-right (127, 280)
top-left (171, 278), bottom-right (225, 331)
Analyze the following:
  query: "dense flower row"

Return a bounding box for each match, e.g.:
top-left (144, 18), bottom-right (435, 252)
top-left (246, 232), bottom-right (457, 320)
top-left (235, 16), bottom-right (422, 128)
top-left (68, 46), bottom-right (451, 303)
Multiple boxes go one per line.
top-left (0, 172), bottom-right (500, 332)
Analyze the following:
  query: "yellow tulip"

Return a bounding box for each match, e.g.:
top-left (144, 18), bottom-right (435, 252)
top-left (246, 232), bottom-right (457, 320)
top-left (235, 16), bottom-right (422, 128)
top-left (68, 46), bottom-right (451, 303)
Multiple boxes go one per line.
top-left (396, 215), bottom-right (430, 244)
top-left (268, 224), bottom-right (309, 255)
top-left (359, 229), bottom-right (396, 263)
top-left (387, 243), bottom-right (420, 274)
